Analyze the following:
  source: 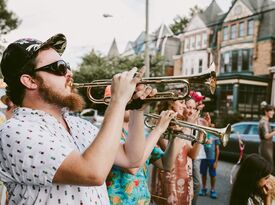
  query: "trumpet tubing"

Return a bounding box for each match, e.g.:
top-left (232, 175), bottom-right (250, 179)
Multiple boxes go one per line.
top-left (73, 69), bottom-right (216, 108)
top-left (144, 113), bottom-right (231, 147)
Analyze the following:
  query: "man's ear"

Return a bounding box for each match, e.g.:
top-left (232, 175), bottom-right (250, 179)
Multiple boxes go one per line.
top-left (20, 74), bottom-right (38, 89)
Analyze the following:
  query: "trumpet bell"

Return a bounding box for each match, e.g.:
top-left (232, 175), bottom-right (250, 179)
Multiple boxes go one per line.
top-left (144, 113), bottom-right (231, 147)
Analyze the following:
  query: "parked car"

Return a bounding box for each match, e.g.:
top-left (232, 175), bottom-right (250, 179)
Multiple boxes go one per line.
top-left (220, 121), bottom-right (275, 162)
top-left (80, 108), bottom-right (104, 128)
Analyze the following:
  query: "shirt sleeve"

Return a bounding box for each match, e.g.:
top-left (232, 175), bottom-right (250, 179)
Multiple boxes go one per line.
top-left (0, 123), bottom-right (74, 186)
top-left (149, 146), bottom-right (164, 164)
top-left (259, 120), bottom-right (269, 140)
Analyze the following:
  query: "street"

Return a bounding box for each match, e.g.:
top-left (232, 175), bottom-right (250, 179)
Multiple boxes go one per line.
top-left (148, 160), bottom-right (235, 205)
top-left (197, 160), bottom-right (234, 205)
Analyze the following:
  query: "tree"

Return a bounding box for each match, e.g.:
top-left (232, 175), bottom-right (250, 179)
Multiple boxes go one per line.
top-left (169, 5), bottom-right (203, 34)
top-left (189, 5), bottom-right (203, 18)
top-left (0, 0), bottom-right (20, 77)
top-left (169, 15), bottom-right (189, 35)
top-left (0, 0), bottom-right (20, 35)
top-left (73, 51), bottom-right (165, 112)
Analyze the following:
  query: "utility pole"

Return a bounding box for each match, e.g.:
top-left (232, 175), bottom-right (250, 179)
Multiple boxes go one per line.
top-left (144, 0), bottom-right (150, 77)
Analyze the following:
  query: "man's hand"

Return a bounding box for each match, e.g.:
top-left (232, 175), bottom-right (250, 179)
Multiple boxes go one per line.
top-left (110, 67), bottom-right (144, 106)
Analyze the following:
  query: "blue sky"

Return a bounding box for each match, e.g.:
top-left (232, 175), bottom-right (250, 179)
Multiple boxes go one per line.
top-left (4, 0), bottom-right (232, 68)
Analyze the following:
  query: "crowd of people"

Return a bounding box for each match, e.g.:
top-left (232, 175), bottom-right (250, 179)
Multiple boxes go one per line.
top-left (0, 33), bottom-right (275, 205)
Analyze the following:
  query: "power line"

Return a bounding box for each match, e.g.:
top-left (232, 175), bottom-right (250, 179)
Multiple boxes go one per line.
top-left (118, 5), bottom-right (275, 55)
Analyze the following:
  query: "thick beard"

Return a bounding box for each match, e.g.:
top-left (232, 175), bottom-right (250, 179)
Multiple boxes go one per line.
top-left (37, 76), bottom-right (85, 112)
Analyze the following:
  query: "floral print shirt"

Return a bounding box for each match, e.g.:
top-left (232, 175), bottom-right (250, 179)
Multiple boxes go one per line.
top-left (106, 129), bottom-right (164, 205)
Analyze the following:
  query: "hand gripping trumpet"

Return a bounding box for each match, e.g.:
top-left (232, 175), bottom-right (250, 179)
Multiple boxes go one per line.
top-left (73, 69), bottom-right (216, 110)
top-left (144, 113), bottom-right (231, 147)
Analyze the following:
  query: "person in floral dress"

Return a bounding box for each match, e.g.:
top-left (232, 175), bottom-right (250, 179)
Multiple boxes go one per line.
top-left (106, 96), bottom-right (190, 205)
top-left (151, 97), bottom-right (204, 205)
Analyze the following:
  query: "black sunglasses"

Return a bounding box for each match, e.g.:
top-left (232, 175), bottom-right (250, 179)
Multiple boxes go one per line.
top-left (33, 60), bottom-right (71, 76)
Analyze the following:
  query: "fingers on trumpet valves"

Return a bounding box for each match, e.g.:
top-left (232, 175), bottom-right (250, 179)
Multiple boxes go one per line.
top-left (133, 85), bottom-right (154, 100)
top-left (160, 110), bottom-right (176, 118)
top-left (132, 67), bottom-right (145, 83)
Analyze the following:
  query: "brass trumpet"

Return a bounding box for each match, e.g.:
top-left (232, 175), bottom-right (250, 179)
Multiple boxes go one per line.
top-left (144, 113), bottom-right (231, 147)
top-left (73, 69), bottom-right (216, 109)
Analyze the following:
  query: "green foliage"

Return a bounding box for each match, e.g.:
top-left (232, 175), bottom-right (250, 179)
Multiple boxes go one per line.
top-left (73, 51), bottom-right (165, 111)
top-left (169, 5), bottom-right (203, 34)
top-left (0, 0), bottom-right (20, 35)
top-left (0, 0), bottom-right (20, 77)
top-left (189, 5), bottom-right (203, 18)
top-left (169, 15), bottom-right (189, 34)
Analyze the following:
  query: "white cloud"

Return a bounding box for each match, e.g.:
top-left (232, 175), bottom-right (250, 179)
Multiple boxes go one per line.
top-left (4, 0), bottom-right (231, 68)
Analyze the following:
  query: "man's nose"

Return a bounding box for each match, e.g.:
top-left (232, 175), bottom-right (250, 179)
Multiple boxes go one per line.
top-left (66, 68), bottom-right (73, 78)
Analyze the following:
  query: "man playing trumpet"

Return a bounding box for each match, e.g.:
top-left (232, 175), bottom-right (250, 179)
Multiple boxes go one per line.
top-left (0, 33), bottom-right (158, 205)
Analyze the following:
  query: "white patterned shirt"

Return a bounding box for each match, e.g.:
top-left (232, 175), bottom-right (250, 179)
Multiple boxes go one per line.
top-left (0, 107), bottom-right (110, 205)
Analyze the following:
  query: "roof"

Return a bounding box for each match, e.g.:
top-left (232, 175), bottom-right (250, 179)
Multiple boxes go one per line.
top-left (258, 1), bottom-right (275, 39)
top-left (107, 38), bottom-right (119, 58)
top-left (199, 0), bottom-right (224, 26)
top-left (241, 0), bottom-right (275, 12)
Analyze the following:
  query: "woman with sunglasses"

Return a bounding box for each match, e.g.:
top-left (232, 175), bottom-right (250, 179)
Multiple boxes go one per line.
top-left (0, 34), bottom-right (158, 205)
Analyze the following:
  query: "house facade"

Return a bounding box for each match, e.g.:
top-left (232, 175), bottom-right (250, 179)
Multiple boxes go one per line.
top-left (216, 0), bottom-right (275, 122)
top-left (180, 0), bottom-right (224, 76)
top-left (174, 0), bottom-right (275, 124)
top-left (120, 24), bottom-right (181, 75)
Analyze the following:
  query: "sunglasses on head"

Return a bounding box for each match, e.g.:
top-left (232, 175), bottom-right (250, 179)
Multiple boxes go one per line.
top-left (34, 60), bottom-right (71, 76)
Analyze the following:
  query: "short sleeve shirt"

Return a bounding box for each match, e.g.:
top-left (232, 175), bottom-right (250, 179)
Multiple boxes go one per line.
top-left (106, 129), bottom-right (164, 205)
top-left (259, 117), bottom-right (272, 141)
top-left (204, 134), bottom-right (220, 160)
top-left (0, 107), bottom-right (110, 205)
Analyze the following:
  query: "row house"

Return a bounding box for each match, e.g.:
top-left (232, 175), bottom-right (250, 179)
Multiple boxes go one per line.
top-left (216, 0), bottom-right (275, 121)
top-left (107, 24), bottom-right (181, 76)
top-left (174, 0), bottom-right (225, 113)
top-left (181, 0), bottom-right (224, 77)
top-left (175, 0), bottom-right (275, 123)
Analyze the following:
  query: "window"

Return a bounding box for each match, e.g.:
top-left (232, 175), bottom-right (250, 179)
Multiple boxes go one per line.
top-left (185, 38), bottom-right (190, 51)
top-left (196, 34), bottom-right (201, 49)
top-left (232, 124), bottom-right (248, 134)
top-left (248, 20), bottom-right (254, 35)
top-left (191, 67), bottom-right (194, 75)
top-left (242, 50), bottom-right (249, 71)
top-left (248, 125), bottom-right (258, 135)
top-left (198, 59), bottom-right (203, 73)
top-left (202, 33), bottom-right (207, 47)
top-left (232, 50), bottom-right (238, 72)
top-left (239, 22), bottom-right (244, 37)
top-left (230, 24), bottom-right (237, 39)
top-left (191, 36), bottom-right (195, 49)
top-left (223, 26), bottom-right (229, 40)
top-left (221, 49), bottom-right (253, 73)
top-left (238, 84), bottom-right (267, 119)
top-left (221, 52), bottom-right (231, 73)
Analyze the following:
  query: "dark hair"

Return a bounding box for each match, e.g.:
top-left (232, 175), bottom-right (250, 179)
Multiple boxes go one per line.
top-left (156, 100), bottom-right (174, 114)
top-left (6, 57), bottom-right (37, 106)
top-left (229, 154), bottom-right (272, 205)
top-left (263, 104), bottom-right (274, 113)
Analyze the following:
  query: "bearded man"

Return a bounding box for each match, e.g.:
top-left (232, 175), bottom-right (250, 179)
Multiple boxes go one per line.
top-left (0, 33), bottom-right (157, 205)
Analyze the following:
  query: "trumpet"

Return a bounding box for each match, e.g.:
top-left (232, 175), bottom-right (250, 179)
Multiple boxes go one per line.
top-left (144, 113), bottom-right (231, 147)
top-left (73, 69), bottom-right (216, 109)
